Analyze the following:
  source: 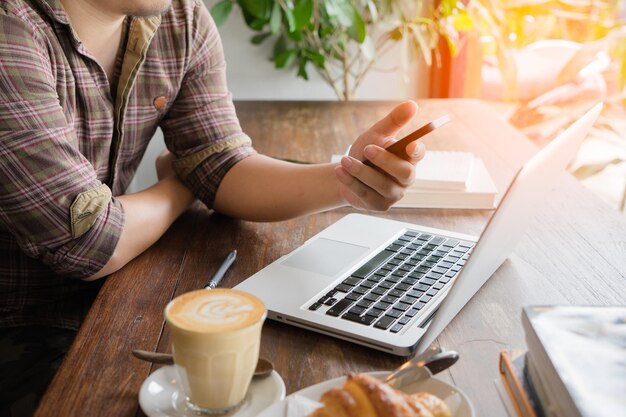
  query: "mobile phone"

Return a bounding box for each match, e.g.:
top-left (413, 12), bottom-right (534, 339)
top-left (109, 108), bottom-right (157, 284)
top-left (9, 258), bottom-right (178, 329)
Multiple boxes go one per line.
top-left (363, 114), bottom-right (451, 167)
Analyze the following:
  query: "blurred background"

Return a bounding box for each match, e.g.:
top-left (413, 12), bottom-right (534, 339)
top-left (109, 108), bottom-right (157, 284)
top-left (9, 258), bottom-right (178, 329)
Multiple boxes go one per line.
top-left (130, 0), bottom-right (626, 215)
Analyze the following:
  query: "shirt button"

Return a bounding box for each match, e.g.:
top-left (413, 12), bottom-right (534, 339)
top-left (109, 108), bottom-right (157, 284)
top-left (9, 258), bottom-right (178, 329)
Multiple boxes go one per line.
top-left (153, 96), bottom-right (168, 110)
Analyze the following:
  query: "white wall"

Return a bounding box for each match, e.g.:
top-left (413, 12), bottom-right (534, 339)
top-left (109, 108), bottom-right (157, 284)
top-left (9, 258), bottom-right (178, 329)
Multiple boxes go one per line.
top-left (128, 1), bottom-right (428, 192)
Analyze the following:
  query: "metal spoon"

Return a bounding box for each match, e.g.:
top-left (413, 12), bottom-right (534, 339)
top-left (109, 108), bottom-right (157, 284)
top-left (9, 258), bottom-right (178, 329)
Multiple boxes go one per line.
top-left (385, 346), bottom-right (459, 389)
top-left (131, 349), bottom-right (275, 378)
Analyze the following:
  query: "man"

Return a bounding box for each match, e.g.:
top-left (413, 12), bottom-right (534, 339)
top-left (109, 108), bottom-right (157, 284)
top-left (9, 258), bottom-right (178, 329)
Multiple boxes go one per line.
top-left (0, 0), bottom-right (425, 415)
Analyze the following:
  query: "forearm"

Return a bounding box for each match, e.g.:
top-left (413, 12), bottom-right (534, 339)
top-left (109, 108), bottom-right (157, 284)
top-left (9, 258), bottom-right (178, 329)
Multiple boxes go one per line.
top-left (85, 177), bottom-right (195, 280)
top-left (213, 155), bottom-right (345, 221)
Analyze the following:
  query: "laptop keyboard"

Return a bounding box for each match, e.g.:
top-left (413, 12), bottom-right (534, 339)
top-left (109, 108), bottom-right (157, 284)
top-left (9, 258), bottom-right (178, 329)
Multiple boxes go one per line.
top-left (308, 230), bottom-right (475, 334)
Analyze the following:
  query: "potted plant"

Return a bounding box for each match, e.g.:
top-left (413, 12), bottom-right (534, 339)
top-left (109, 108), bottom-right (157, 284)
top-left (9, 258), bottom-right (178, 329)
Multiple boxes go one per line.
top-left (209, 0), bottom-right (480, 101)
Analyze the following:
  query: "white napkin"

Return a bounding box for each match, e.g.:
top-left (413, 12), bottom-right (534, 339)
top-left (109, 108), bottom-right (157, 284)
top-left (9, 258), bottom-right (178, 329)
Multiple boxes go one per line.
top-left (285, 394), bottom-right (322, 417)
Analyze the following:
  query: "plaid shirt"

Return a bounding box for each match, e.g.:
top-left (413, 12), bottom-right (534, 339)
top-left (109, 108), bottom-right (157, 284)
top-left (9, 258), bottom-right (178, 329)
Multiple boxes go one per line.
top-left (0, 0), bottom-right (256, 330)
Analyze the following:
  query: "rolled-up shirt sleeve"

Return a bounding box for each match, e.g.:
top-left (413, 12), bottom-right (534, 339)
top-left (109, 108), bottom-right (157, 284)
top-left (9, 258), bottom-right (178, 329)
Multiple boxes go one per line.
top-left (160, 0), bottom-right (256, 208)
top-left (0, 11), bottom-right (124, 278)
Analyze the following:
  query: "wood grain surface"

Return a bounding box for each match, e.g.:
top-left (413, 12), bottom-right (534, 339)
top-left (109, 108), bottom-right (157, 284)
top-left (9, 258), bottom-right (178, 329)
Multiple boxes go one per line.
top-left (34, 100), bottom-right (626, 417)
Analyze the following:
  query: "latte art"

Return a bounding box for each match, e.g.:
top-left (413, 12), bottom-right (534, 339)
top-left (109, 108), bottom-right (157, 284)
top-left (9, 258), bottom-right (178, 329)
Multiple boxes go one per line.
top-left (195, 296), bottom-right (255, 325)
top-left (166, 289), bottom-right (265, 333)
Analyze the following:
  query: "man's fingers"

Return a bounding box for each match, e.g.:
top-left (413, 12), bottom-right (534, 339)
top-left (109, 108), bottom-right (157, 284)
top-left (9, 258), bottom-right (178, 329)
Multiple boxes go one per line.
top-left (405, 141), bottom-right (426, 164)
top-left (336, 157), bottom-right (406, 202)
top-left (336, 179), bottom-right (396, 212)
top-left (338, 185), bottom-right (365, 210)
top-left (370, 100), bottom-right (418, 137)
top-left (362, 144), bottom-right (421, 187)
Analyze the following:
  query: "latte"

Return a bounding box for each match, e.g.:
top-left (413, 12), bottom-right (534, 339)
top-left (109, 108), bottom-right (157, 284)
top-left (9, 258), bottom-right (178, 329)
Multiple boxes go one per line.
top-left (165, 289), bottom-right (266, 414)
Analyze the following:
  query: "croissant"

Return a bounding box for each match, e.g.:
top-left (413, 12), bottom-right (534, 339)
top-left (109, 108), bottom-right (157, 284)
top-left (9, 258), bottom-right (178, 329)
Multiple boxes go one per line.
top-left (307, 373), bottom-right (452, 417)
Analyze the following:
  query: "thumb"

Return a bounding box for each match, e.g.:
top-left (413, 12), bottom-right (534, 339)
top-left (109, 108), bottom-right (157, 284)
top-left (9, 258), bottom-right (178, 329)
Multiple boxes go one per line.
top-left (369, 100), bottom-right (418, 138)
top-left (405, 141), bottom-right (426, 164)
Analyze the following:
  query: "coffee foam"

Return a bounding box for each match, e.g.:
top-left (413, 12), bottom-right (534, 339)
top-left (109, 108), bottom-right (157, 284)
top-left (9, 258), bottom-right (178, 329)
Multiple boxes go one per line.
top-left (166, 289), bottom-right (265, 333)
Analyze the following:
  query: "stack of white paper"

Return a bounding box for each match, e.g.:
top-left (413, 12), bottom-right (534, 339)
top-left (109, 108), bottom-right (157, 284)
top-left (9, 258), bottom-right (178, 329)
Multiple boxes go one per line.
top-left (396, 151), bottom-right (498, 209)
top-left (412, 151), bottom-right (475, 191)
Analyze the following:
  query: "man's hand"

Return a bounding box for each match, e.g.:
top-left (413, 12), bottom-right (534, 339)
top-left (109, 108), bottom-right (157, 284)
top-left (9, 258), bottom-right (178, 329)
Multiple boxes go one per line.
top-left (334, 100), bottom-right (426, 211)
top-left (213, 101), bottom-right (426, 221)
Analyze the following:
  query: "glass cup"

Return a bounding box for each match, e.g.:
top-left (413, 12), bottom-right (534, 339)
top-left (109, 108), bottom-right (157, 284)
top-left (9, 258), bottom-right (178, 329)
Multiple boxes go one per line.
top-left (164, 288), bottom-right (266, 415)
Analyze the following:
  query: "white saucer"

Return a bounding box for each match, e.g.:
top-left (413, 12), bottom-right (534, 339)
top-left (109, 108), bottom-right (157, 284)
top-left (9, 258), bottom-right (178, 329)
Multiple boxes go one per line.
top-left (257, 371), bottom-right (474, 417)
top-left (139, 365), bottom-right (286, 417)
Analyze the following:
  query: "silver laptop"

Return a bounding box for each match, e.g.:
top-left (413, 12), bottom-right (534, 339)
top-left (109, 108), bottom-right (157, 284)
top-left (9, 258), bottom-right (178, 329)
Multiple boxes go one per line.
top-left (235, 104), bottom-right (602, 356)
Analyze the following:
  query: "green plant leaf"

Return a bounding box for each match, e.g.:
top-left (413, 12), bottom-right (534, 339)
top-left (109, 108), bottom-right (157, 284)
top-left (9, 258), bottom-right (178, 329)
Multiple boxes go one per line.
top-left (304, 49), bottom-right (325, 67)
top-left (297, 58), bottom-right (309, 80)
top-left (329, 1), bottom-right (353, 27)
top-left (324, 1), bottom-right (338, 20)
top-left (293, 0), bottom-right (313, 30)
top-left (237, 0), bottom-right (272, 19)
top-left (366, 0), bottom-right (378, 23)
top-left (287, 29), bottom-right (303, 41)
top-left (269, 2), bottom-right (281, 34)
top-left (210, 0), bottom-right (233, 26)
top-left (284, 6), bottom-right (296, 32)
top-left (273, 35), bottom-right (288, 57)
top-left (274, 49), bottom-right (297, 68)
top-left (347, 5), bottom-right (366, 43)
top-left (319, 24), bottom-right (333, 38)
top-left (242, 8), bottom-right (268, 31)
top-left (251, 32), bottom-right (272, 44)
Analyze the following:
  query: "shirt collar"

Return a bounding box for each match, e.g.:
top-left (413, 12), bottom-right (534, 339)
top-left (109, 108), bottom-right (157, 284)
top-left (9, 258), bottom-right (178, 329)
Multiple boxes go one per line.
top-left (32, 0), bottom-right (71, 25)
top-left (31, 0), bottom-right (163, 32)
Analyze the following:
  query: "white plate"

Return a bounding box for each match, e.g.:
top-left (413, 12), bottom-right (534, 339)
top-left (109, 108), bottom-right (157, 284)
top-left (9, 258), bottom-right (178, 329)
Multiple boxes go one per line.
top-left (139, 365), bottom-right (286, 417)
top-left (257, 371), bottom-right (474, 417)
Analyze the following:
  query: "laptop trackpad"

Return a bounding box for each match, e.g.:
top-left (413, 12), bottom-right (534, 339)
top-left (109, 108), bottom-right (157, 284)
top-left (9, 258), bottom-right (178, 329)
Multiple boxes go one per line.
top-left (281, 238), bottom-right (369, 277)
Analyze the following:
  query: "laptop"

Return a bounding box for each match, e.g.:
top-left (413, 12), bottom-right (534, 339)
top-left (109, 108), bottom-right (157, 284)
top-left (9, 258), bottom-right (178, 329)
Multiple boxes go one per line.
top-left (235, 104), bottom-right (602, 356)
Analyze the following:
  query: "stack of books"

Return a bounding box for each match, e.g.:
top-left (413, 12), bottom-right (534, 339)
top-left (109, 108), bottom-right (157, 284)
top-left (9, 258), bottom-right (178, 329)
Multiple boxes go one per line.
top-left (394, 151), bottom-right (498, 209)
top-left (497, 305), bottom-right (626, 417)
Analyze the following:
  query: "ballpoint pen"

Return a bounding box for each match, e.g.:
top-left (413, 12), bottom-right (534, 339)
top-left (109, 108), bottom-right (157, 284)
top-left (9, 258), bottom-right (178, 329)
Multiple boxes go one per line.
top-left (204, 250), bottom-right (237, 289)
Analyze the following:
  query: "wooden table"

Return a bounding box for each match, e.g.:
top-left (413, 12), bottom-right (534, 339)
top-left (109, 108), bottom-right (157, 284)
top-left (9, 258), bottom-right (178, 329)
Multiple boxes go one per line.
top-left (35, 100), bottom-right (626, 417)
